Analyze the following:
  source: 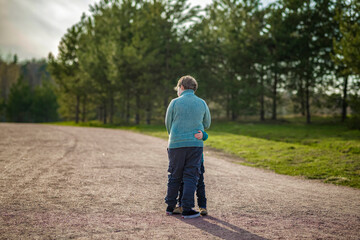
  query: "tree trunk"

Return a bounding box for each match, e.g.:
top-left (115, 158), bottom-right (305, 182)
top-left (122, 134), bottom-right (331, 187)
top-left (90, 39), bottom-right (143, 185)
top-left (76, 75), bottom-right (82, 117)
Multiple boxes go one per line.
top-left (260, 66), bottom-right (265, 121)
top-left (231, 92), bottom-right (237, 121)
top-left (81, 95), bottom-right (86, 122)
top-left (299, 78), bottom-right (305, 116)
top-left (103, 101), bottom-right (107, 124)
top-left (305, 78), bottom-right (311, 124)
top-left (164, 35), bottom-right (170, 118)
top-left (163, 96), bottom-right (169, 113)
top-left (109, 92), bottom-right (114, 124)
top-left (231, 112), bottom-right (237, 121)
top-left (272, 66), bottom-right (278, 120)
top-left (75, 94), bottom-right (80, 124)
top-left (135, 95), bottom-right (140, 125)
top-left (226, 93), bottom-right (230, 120)
top-left (98, 105), bottom-right (103, 122)
top-left (126, 91), bottom-right (130, 124)
top-left (341, 75), bottom-right (348, 122)
top-left (146, 103), bottom-right (152, 125)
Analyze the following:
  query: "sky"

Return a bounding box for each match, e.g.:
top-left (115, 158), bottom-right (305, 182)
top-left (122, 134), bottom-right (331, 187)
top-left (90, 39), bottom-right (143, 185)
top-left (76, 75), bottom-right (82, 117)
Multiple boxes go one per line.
top-left (0, 0), bottom-right (274, 62)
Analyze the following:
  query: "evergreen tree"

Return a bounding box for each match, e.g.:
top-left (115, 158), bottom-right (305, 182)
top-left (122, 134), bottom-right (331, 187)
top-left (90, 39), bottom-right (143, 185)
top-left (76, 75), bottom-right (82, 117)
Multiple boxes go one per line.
top-left (30, 79), bottom-right (59, 122)
top-left (6, 76), bottom-right (33, 122)
top-left (332, 1), bottom-right (360, 121)
top-left (48, 23), bottom-right (84, 123)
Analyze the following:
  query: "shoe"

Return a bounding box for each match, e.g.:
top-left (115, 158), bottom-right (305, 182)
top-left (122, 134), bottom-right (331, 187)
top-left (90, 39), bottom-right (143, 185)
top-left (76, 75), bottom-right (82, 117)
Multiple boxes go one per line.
top-left (166, 206), bottom-right (174, 215)
top-left (173, 206), bottom-right (183, 214)
top-left (199, 208), bottom-right (208, 216)
top-left (182, 209), bottom-right (200, 219)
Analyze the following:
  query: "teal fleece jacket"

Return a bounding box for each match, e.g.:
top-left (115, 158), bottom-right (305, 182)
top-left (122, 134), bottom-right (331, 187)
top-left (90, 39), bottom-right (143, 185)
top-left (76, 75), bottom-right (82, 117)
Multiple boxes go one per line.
top-left (165, 90), bottom-right (211, 149)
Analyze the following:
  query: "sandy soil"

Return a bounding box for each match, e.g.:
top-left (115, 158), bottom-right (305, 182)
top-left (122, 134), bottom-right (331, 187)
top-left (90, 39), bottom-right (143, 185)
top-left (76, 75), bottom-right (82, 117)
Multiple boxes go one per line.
top-left (0, 123), bottom-right (359, 240)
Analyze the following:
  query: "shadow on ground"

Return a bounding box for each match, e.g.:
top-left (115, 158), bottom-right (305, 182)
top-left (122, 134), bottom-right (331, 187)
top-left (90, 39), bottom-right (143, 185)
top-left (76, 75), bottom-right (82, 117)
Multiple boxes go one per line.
top-left (175, 215), bottom-right (268, 240)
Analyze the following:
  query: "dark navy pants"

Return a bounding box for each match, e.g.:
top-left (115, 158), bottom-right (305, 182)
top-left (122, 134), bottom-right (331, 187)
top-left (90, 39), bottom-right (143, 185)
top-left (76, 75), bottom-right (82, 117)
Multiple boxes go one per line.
top-left (165, 147), bottom-right (202, 211)
top-left (178, 161), bottom-right (206, 208)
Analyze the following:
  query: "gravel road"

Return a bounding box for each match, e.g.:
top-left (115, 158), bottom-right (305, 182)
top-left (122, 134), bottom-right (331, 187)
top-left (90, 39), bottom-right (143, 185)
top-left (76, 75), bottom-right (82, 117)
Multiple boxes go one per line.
top-left (0, 123), bottom-right (359, 239)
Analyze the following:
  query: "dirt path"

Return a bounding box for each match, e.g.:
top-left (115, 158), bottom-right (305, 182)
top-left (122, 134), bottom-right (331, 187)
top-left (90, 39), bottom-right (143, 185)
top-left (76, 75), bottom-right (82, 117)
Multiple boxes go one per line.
top-left (0, 123), bottom-right (359, 239)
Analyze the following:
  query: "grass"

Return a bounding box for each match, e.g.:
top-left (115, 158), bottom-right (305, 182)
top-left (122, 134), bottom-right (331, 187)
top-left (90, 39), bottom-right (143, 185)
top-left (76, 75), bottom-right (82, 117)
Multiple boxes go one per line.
top-left (48, 118), bottom-right (360, 188)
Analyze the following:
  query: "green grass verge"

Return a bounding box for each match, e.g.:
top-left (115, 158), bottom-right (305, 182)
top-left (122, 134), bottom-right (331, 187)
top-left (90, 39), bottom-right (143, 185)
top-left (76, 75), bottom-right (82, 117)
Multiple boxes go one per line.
top-left (48, 119), bottom-right (360, 188)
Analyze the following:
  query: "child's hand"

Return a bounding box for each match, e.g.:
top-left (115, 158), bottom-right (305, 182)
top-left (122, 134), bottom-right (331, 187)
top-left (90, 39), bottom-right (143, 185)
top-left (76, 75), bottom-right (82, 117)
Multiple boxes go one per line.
top-left (194, 130), bottom-right (203, 140)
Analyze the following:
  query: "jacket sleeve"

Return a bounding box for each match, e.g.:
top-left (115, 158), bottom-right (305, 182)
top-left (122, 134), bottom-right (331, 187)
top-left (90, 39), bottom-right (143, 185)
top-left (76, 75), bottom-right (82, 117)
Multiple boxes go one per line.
top-left (201, 131), bottom-right (208, 141)
top-left (165, 100), bottom-right (175, 134)
top-left (203, 102), bottom-right (211, 129)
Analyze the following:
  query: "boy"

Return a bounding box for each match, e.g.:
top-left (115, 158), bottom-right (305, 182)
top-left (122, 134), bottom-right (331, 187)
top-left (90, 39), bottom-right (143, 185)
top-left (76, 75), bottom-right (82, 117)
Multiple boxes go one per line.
top-left (173, 130), bottom-right (208, 216)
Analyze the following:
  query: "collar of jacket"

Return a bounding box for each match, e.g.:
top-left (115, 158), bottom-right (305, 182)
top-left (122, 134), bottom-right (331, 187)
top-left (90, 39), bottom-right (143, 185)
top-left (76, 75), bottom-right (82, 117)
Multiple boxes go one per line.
top-left (180, 89), bottom-right (194, 96)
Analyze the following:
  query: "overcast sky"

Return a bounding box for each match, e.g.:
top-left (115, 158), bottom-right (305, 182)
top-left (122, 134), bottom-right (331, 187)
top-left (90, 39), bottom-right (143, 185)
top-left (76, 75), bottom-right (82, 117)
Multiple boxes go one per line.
top-left (0, 0), bottom-right (274, 62)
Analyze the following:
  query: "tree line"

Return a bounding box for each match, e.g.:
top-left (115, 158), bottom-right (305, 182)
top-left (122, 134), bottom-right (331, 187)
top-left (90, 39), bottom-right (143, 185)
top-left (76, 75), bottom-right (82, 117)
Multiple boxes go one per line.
top-left (2, 0), bottom-right (359, 126)
top-left (0, 56), bottom-right (58, 122)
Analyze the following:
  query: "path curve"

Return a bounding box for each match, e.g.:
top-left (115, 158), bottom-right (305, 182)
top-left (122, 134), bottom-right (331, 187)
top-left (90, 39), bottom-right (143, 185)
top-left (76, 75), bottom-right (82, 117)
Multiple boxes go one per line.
top-left (0, 123), bottom-right (359, 239)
